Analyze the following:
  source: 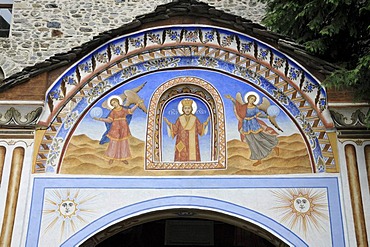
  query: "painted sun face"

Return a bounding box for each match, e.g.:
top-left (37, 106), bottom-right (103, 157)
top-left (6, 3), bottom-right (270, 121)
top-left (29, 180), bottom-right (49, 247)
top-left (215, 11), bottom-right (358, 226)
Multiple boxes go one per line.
top-left (183, 106), bottom-right (192, 115)
top-left (58, 200), bottom-right (77, 218)
top-left (294, 196), bottom-right (310, 213)
top-left (43, 189), bottom-right (99, 243)
top-left (271, 189), bottom-right (328, 236)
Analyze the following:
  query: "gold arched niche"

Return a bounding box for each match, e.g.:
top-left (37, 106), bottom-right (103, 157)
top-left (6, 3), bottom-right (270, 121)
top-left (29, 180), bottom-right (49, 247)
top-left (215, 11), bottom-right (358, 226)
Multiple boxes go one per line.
top-left (146, 76), bottom-right (226, 170)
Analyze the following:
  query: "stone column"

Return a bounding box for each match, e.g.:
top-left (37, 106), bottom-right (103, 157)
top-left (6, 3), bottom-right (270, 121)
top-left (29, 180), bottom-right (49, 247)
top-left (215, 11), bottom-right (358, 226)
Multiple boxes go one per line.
top-left (0, 147), bottom-right (25, 246)
top-left (0, 146), bottom-right (5, 184)
top-left (365, 145), bottom-right (370, 191)
top-left (345, 144), bottom-right (369, 247)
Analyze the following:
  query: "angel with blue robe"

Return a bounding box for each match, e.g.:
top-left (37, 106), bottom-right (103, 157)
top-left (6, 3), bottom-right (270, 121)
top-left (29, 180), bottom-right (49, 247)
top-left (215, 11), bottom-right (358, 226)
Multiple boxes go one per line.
top-left (226, 92), bottom-right (282, 166)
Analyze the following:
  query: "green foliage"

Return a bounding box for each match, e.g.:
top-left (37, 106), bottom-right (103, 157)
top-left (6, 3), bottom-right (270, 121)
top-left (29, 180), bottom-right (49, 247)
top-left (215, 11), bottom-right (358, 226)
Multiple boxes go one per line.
top-left (260, 0), bottom-right (370, 126)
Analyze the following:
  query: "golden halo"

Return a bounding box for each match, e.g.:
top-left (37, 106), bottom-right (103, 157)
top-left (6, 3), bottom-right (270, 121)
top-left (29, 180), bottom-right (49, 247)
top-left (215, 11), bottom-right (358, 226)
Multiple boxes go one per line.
top-left (107, 95), bottom-right (123, 109)
top-left (244, 92), bottom-right (260, 105)
top-left (178, 99), bottom-right (197, 114)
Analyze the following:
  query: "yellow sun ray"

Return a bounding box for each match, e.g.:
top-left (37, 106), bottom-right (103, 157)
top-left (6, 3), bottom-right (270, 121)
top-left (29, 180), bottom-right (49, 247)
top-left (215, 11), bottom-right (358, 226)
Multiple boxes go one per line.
top-left (45, 198), bottom-right (58, 206)
top-left (44, 216), bottom-right (60, 234)
top-left (73, 189), bottom-right (80, 199)
top-left (302, 217), bottom-right (308, 233)
top-left (76, 215), bottom-right (88, 224)
top-left (43, 209), bottom-right (57, 214)
top-left (78, 194), bottom-right (98, 205)
top-left (60, 220), bottom-right (65, 242)
top-left (53, 190), bottom-right (62, 200)
top-left (270, 188), bottom-right (329, 237)
top-left (70, 219), bottom-right (77, 233)
top-left (42, 189), bottom-right (100, 242)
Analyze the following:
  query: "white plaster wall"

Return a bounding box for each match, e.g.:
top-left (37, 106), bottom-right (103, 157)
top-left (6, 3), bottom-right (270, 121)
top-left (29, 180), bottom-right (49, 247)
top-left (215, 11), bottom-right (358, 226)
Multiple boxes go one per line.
top-left (24, 175), bottom-right (344, 247)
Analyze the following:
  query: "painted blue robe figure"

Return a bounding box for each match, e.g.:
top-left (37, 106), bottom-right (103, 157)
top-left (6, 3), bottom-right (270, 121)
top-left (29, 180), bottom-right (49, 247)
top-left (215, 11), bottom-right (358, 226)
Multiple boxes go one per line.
top-left (226, 93), bottom-right (279, 166)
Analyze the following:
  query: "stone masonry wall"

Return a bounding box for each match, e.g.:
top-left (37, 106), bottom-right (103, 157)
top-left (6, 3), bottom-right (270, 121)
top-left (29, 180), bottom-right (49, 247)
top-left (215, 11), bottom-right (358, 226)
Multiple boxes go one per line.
top-left (0, 0), bottom-right (266, 78)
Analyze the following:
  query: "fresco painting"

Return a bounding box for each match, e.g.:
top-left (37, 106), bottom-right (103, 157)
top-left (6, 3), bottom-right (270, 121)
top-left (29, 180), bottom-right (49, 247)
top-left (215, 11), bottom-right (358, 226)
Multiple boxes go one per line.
top-left (61, 69), bottom-right (312, 175)
top-left (162, 97), bottom-right (211, 162)
top-left (90, 82), bottom-right (147, 166)
top-left (226, 92), bottom-right (281, 166)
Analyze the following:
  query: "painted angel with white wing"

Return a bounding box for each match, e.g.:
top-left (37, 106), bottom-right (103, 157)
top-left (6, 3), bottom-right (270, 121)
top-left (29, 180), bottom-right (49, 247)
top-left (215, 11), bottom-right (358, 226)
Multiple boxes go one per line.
top-left (93, 82), bottom-right (147, 165)
top-left (225, 91), bottom-right (282, 166)
top-left (100, 82), bottom-right (147, 113)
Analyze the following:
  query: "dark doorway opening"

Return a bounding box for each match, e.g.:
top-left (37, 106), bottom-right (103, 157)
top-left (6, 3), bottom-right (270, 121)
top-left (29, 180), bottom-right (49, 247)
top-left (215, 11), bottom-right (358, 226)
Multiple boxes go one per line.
top-left (81, 209), bottom-right (288, 247)
top-left (96, 218), bottom-right (276, 247)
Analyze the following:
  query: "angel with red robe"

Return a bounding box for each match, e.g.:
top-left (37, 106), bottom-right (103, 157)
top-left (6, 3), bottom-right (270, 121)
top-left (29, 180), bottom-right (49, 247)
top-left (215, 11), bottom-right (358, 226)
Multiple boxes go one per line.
top-left (94, 82), bottom-right (147, 165)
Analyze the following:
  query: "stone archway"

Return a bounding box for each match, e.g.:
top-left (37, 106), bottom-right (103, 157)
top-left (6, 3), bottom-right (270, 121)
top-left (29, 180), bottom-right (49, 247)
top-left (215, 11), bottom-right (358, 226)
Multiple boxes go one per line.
top-left (61, 196), bottom-right (308, 247)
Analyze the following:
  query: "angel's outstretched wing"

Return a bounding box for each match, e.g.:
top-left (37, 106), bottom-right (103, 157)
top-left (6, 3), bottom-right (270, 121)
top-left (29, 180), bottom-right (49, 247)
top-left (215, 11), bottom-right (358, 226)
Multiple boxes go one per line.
top-left (122, 82), bottom-right (147, 113)
top-left (257, 97), bottom-right (283, 132)
top-left (101, 100), bottom-right (110, 110)
top-left (123, 89), bottom-right (147, 113)
top-left (236, 92), bottom-right (244, 105)
top-left (257, 97), bottom-right (270, 113)
top-left (101, 82), bottom-right (147, 112)
top-left (131, 81), bottom-right (147, 93)
top-left (120, 82), bottom-right (146, 103)
top-left (268, 116), bottom-right (283, 132)
top-left (231, 92), bottom-right (244, 122)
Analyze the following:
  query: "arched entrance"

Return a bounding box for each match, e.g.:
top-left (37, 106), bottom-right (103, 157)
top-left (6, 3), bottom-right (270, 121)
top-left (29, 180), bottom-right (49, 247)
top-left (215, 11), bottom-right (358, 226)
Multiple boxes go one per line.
top-left (81, 209), bottom-right (289, 247)
top-left (61, 196), bottom-right (308, 247)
